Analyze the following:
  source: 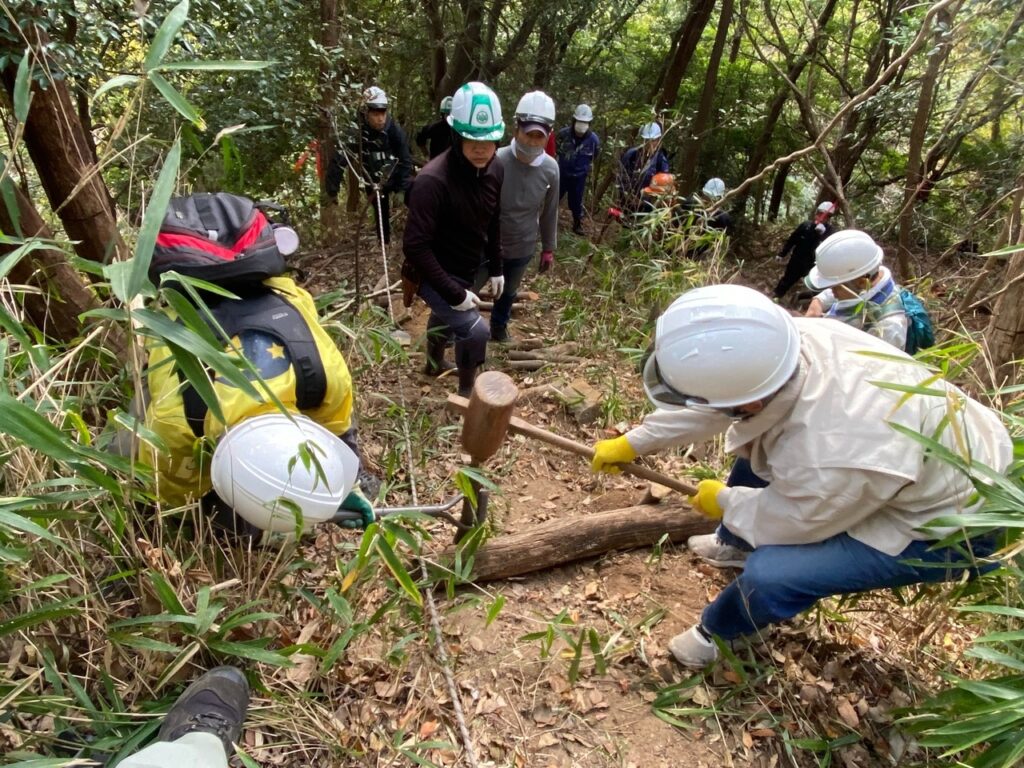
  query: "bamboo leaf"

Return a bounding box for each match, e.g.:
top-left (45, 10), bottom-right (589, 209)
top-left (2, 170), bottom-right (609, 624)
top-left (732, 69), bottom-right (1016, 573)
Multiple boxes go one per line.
top-left (0, 509), bottom-right (57, 543)
top-left (148, 71), bottom-right (206, 130)
top-left (143, 0), bottom-right (190, 72)
top-left (375, 536), bottom-right (423, 607)
top-left (94, 74), bottom-right (140, 99)
top-left (13, 49), bottom-right (32, 123)
top-left (207, 639), bottom-right (294, 667)
top-left (154, 59), bottom-right (273, 71)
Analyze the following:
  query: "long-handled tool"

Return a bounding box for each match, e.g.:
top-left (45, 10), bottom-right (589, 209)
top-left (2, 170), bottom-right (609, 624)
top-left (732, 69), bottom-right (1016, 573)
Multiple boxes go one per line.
top-left (331, 494), bottom-right (469, 530)
top-left (447, 390), bottom-right (697, 496)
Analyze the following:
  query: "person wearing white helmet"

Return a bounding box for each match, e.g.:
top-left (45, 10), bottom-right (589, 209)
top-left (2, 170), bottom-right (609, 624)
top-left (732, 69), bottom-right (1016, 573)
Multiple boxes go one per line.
top-left (804, 229), bottom-right (909, 350)
top-left (325, 86), bottom-right (413, 245)
top-left (772, 200), bottom-right (838, 299)
top-left (402, 82), bottom-right (505, 396)
top-left (555, 104), bottom-right (601, 235)
top-left (416, 95), bottom-right (455, 160)
top-left (142, 274), bottom-right (377, 540)
top-left (679, 176), bottom-right (733, 244)
top-left (590, 284), bottom-right (1011, 668)
top-left (618, 121), bottom-right (670, 216)
top-left (472, 90), bottom-right (559, 343)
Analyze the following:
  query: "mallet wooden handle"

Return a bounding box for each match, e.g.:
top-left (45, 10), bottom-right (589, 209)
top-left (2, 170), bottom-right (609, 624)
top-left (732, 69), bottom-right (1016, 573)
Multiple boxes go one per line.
top-left (447, 394), bottom-right (697, 496)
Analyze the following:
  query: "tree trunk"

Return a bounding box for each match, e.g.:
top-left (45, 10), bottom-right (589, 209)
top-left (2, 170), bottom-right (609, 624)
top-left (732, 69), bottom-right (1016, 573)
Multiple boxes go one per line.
top-left (0, 178), bottom-right (126, 355)
top-left (677, 0), bottom-right (733, 195)
top-left (319, 0), bottom-right (343, 239)
top-left (421, 0), bottom-right (448, 103)
top-left (439, 504), bottom-right (716, 582)
top-left (733, 0), bottom-right (840, 214)
top-left (767, 162), bottom-right (790, 221)
top-left (655, 0), bottom-right (716, 111)
top-left (1, 30), bottom-right (129, 267)
top-left (440, 0), bottom-right (485, 95)
top-left (985, 247), bottom-right (1024, 382)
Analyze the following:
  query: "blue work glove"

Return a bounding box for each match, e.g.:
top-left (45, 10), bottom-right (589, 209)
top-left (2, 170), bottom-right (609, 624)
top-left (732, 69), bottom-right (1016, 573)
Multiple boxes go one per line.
top-left (339, 487), bottom-right (375, 529)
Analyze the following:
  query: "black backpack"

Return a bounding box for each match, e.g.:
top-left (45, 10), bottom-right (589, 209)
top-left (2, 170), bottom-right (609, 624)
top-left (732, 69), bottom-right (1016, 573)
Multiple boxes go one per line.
top-left (151, 193), bottom-right (286, 290)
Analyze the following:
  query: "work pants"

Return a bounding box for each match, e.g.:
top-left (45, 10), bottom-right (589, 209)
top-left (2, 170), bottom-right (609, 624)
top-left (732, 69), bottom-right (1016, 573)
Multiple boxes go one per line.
top-left (773, 248), bottom-right (815, 298)
top-left (700, 459), bottom-right (1000, 640)
top-left (119, 732), bottom-right (227, 768)
top-left (418, 281), bottom-right (489, 370)
top-left (559, 174), bottom-right (588, 225)
top-left (473, 256), bottom-right (533, 331)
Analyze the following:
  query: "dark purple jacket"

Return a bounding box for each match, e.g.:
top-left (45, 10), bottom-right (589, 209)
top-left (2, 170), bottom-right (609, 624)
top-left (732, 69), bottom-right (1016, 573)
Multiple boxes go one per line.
top-left (402, 146), bottom-right (503, 305)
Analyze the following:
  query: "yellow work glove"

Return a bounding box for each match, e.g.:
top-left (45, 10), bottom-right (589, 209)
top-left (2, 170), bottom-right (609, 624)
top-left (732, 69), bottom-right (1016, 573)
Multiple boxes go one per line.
top-left (591, 435), bottom-right (637, 474)
top-left (689, 479), bottom-right (726, 519)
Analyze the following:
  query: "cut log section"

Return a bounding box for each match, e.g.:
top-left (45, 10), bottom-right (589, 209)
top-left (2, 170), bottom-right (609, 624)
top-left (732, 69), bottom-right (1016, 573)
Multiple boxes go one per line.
top-left (438, 503), bottom-right (715, 582)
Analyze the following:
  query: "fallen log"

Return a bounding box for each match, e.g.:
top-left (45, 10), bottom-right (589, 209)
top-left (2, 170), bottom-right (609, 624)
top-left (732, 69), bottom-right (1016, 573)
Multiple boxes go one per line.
top-left (438, 503), bottom-right (715, 582)
top-left (506, 359), bottom-right (548, 371)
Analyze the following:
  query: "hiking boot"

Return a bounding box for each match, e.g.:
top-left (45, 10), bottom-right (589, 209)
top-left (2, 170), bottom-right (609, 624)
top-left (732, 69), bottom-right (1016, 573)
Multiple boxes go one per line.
top-left (490, 324), bottom-right (511, 343)
top-left (457, 365), bottom-right (477, 398)
top-left (572, 221), bottom-right (585, 236)
top-left (687, 532), bottom-right (749, 569)
top-left (424, 336), bottom-right (456, 376)
top-left (669, 625), bottom-right (719, 668)
top-left (158, 666), bottom-right (250, 756)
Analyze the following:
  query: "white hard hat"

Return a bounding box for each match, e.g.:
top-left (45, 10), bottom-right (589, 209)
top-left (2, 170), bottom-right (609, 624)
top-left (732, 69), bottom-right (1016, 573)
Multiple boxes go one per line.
top-left (515, 90), bottom-right (555, 129)
top-left (363, 86), bottom-right (388, 109)
top-left (439, 95), bottom-right (454, 114)
top-left (639, 122), bottom-right (662, 140)
top-left (447, 82), bottom-right (505, 141)
top-left (573, 104), bottom-right (594, 122)
top-left (210, 414), bottom-right (358, 533)
top-left (807, 229), bottom-right (884, 289)
top-left (643, 285), bottom-right (801, 410)
top-left (816, 200), bottom-right (837, 214)
top-left (702, 177), bottom-right (726, 199)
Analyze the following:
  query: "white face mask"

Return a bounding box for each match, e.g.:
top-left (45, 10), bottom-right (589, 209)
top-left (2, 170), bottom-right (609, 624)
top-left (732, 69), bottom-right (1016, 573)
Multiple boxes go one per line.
top-left (514, 139), bottom-right (544, 161)
top-left (574, 121), bottom-right (589, 136)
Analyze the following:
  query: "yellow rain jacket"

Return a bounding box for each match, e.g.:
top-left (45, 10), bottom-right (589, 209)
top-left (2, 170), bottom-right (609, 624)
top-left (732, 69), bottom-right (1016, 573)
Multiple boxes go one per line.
top-left (144, 276), bottom-right (353, 505)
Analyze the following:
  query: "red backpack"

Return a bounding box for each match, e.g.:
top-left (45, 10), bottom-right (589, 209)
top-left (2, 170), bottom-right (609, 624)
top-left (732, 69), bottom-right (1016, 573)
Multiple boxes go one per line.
top-left (150, 193), bottom-right (286, 290)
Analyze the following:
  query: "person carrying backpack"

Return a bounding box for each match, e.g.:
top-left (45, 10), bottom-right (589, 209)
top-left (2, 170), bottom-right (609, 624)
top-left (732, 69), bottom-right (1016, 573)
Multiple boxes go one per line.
top-left (138, 193), bottom-right (377, 540)
top-left (325, 86), bottom-right (413, 245)
top-left (803, 229), bottom-right (927, 353)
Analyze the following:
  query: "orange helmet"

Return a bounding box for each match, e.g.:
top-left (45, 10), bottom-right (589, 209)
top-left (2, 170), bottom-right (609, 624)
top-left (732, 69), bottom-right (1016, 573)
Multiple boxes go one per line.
top-left (643, 172), bottom-right (676, 197)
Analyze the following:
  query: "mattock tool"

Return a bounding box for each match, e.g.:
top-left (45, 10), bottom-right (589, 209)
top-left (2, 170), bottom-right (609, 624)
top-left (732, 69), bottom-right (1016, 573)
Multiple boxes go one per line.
top-left (452, 371), bottom-right (519, 542)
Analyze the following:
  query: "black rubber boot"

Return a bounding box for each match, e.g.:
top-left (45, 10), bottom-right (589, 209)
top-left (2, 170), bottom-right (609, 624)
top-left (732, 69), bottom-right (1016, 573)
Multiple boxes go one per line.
top-left (490, 324), bottom-right (510, 343)
top-left (572, 220), bottom-right (585, 236)
top-left (424, 335), bottom-right (456, 376)
top-left (457, 365), bottom-right (477, 397)
top-left (158, 666), bottom-right (250, 756)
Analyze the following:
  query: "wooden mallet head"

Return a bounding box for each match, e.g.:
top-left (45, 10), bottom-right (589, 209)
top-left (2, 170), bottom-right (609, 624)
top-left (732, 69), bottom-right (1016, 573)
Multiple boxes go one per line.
top-left (461, 371), bottom-right (519, 464)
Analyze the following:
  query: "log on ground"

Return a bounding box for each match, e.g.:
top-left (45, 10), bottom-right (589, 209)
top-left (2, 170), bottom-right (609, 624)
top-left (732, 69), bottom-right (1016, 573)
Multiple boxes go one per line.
top-left (438, 503), bottom-right (715, 582)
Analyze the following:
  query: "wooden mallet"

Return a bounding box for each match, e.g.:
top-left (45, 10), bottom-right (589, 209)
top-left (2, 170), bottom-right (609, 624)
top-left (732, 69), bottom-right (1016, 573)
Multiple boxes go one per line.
top-left (454, 371), bottom-right (519, 537)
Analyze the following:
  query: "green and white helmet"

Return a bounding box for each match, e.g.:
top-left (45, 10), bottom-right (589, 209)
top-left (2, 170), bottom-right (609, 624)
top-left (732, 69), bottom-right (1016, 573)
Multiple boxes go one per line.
top-left (439, 95), bottom-right (454, 115)
top-left (447, 82), bottom-right (504, 141)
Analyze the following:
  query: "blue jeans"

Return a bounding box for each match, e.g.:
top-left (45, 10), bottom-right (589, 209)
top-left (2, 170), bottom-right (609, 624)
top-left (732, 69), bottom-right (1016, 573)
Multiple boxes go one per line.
top-left (702, 458), bottom-right (1000, 640)
top-left (474, 256), bottom-right (533, 331)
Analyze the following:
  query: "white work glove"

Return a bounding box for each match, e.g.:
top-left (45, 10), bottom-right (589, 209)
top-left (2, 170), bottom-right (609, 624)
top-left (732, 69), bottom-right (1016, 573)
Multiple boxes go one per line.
top-left (489, 275), bottom-right (505, 300)
top-left (450, 290), bottom-right (481, 312)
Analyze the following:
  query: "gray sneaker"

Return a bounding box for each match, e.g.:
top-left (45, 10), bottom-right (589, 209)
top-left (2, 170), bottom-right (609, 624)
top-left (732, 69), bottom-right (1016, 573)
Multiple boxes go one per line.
top-left (158, 666), bottom-right (250, 755)
top-left (687, 532), bottom-right (749, 568)
top-left (669, 625), bottom-right (719, 668)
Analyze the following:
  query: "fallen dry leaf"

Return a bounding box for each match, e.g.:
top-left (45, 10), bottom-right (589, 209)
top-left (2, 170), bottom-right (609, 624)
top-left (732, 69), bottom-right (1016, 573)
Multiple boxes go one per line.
top-left (836, 698), bottom-right (861, 729)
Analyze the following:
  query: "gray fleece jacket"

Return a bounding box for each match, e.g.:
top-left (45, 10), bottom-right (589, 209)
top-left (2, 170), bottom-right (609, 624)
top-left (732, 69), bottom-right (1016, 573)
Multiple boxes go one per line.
top-left (496, 144), bottom-right (559, 262)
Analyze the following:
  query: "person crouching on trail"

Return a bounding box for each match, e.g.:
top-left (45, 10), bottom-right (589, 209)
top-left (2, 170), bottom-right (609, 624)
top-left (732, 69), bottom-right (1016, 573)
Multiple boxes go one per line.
top-left (773, 200), bottom-right (837, 300)
top-left (143, 275), bottom-right (376, 541)
top-left (804, 229), bottom-right (909, 350)
top-left (475, 90), bottom-right (559, 344)
top-left (590, 284), bottom-right (1011, 668)
top-left (401, 82), bottom-right (505, 396)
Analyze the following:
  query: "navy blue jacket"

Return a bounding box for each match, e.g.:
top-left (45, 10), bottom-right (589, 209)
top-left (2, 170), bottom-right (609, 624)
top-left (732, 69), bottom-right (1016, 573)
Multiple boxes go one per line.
top-left (618, 146), bottom-right (670, 201)
top-left (556, 127), bottom-right (600, 178)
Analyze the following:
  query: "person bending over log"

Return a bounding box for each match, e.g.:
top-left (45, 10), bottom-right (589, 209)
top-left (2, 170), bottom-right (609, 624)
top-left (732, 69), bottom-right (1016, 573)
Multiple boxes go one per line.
top-left (590, 284), bottom-right (1011, 668)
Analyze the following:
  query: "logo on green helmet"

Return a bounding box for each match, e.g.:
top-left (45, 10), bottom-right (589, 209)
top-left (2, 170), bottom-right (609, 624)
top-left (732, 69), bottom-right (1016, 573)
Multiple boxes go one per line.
top-left (474, 108), bottom-right (490, 124)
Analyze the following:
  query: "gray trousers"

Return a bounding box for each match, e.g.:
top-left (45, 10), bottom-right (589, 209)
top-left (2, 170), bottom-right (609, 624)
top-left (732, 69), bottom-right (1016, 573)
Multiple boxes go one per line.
top-left (419, 281), bottom-right (489, 369)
